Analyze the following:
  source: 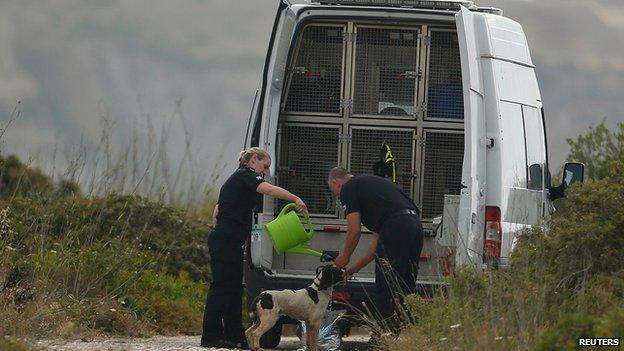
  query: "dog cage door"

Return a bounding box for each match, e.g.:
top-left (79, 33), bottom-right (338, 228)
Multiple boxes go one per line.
top-left (276, 123), bottom-right (342, 217)
top-left (419, 130), bottom-right (465, 220)
top-left (282, 24), bottom-right (346, 116)
top-left (350, 25), bottom-right (421, 119)
top-left (425, 29), bottom-right (464, 121)
top-left (348, 126), bottom-right (417, 197)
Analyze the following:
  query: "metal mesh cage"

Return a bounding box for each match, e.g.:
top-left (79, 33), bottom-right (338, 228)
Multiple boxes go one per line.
top-left (284, 25), bottom-right (344, 114)
top-left (277, 124), bottom-right (340, 216)
top-left (421, 131), bottom-right (464, 219)
top-left (350, 128), bottom-right (415, 195)
top-left (427, 31), bottom-right (464, 119)
top-left (352, 27), bottom-right (419, 117)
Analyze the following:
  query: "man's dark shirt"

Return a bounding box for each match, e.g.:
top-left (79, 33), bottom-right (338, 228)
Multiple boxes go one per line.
top-left (339, 175), bottom-right (417, 233)
top-left (216, 166), bottom-right (265, 229)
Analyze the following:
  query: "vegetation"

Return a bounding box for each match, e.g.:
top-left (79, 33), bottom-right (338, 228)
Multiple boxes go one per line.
top-left (566, 121), bottom-right (624, 181)
top-left (0, 155), bottom-right (212, 339)
top-left (391, 126), bottom-right (624, 350)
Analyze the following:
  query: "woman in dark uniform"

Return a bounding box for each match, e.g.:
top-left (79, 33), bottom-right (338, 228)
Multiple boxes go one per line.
top-left (201, 147), bottom-right (307, 349)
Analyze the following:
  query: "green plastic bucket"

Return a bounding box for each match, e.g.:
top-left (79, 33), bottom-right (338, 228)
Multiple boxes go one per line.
top-left (265, 203), bottom-right (322, 257)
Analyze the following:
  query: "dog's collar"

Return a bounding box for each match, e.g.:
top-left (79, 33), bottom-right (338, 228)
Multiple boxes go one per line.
top-left (311, 278), bottom-right (321, 290)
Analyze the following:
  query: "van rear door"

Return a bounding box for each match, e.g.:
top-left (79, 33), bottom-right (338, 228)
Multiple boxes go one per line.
top-left (455, 6), bottom-right (487, 269)
top-left (249, 0), bottom-right (295, 271)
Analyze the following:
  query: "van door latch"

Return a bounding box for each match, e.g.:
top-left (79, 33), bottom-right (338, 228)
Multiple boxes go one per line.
top-left (481, 137), bottom-right (495, 148)
top-left (398, 70), bottom-right (421, 80)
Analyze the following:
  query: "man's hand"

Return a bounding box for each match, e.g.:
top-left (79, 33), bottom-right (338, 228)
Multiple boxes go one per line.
top-left (334, 253), bottom-right (350, 268)
top-left (345, 265), bottom-right (358, 276)
top-left (343, 232), bottom-right (378, 276)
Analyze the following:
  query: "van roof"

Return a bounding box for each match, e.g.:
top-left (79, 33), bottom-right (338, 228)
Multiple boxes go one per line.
top-left (293, 0), bottom-right (503, 15)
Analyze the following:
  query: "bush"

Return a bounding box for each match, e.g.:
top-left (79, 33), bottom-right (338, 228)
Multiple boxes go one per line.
top-left (1, 194), bottom-right (211, 282)
top-left (393, 161), bottom-right (624, 350)
top-left (0, 154), bottom-right (80, 198)
top-left (0, 192), bottom-right (211, 338)
top-left (0, 337), bottom-right (31, 351)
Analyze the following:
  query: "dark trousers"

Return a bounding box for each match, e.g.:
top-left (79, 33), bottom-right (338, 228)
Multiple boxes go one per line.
top-left (374, 214), bottom-right (424, 325)
top-left (201, 221), bottom-right (246, 343)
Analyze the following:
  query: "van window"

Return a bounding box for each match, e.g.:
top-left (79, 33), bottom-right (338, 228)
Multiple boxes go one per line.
top-left (284, 25), bottom-right (344, 114)
top-left (427, 30), bottom-right (463, 120)
top-left (500, 102), bottom-right (527, 187)
top-left (528, 163), bottom-right (543, 190)
top-left (522, 106), bottom-right (546, 190)
top-left (352, 27), bottom-right (419, 117)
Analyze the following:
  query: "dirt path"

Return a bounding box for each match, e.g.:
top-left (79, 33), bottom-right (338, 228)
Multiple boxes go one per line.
top-left (35, 335), bottom-right (371, 351)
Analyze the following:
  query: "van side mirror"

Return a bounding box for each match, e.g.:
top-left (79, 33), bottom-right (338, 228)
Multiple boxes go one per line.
top-left (562, 162), bottom-right (584, 187)
top-left (550, 162), bottom-right (585, 200)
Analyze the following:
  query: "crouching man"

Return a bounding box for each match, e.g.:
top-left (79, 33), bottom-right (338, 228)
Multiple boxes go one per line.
top-left (328, 167), bottom-right (423, 332)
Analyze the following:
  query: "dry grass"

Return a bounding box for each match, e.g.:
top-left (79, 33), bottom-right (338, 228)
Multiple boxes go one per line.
top-left (0, 100), bottom-right (223, 340)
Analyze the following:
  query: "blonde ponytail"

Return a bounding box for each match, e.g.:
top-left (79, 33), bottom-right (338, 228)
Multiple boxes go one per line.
top-left (238, 147), bottom-right (270, 166)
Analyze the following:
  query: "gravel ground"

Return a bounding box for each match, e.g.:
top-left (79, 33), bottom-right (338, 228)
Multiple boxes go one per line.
top-left (35, 335), bottom-right (371, 351)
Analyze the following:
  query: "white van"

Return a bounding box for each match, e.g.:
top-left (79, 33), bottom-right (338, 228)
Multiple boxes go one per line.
top-left (243, 0), bottom-right (583, 345)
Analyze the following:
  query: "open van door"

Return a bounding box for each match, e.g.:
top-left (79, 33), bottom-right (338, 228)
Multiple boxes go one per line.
top-left (249, 0), bottom-right (295, 271)
top-left (455, 6), bottom-right (487, 269)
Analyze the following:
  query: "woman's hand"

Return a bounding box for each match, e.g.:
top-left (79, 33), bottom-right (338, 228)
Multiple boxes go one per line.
top-left (294, 197), bottom-right (308, 215)
top-left (212, 204), bottom-right (219, 225)
top-left (256, 184), bottom-right (308, 215)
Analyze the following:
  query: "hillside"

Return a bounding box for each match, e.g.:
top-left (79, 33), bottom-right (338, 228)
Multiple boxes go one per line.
top-left (0, 0), bottom-right (622, 185)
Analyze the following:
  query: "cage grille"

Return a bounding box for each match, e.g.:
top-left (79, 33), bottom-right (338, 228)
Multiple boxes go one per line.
top-left (352, 27), bottom-right (419, 117)
top-left (350, 128), bottom-right (414, 195)
top-left (284, 26), bottom-right (344, 114)
top-left (427, 31), bottom-right (464, 119)
top-left (422, 131), bottom-right (464, 219)
top-left (277, 125), bottom-right (340, 215)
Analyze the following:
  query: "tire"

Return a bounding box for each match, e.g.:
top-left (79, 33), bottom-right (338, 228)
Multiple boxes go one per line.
top-left (260, 320), bottom-right (282, 348)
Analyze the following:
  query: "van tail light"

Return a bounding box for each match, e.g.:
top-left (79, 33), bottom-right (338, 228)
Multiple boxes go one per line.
top-left (332, 292), bottom-right (351, 301)
top-left (484, 206), bottom-right (502, 258)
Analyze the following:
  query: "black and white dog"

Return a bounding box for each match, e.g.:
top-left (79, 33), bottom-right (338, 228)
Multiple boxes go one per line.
top-left (245, 265), bottom-right (345, 351)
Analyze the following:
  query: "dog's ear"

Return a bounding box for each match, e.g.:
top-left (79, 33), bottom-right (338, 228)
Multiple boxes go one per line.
top-left (318, 265), bottom-right (332, 290)
top-left (315, 265), bottom-right (324, 276)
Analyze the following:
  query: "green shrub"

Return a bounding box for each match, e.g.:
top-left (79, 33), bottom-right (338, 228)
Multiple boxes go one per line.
top-left (537, 313), bottom-right (597, 351)
top-left (0, 154), bottom-right (80, 199)
top-left (537, 308), bottom-right (624, 351)
top-left (394, 162), bottom-right (624, 350)
top-left (0, 337), bottom-right (31, 351)
top-left (0, 191), bottom-right (211, 338)
top-left (1, 194), bottom-right (211, 282)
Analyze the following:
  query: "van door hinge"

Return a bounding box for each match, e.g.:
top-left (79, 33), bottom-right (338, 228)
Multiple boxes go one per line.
top-left (340, 99), bottom-right (353, 109)
top-left (343, 32), bottom-right (357, 43)
top-left (415, 105), bottom-right (428, 116)
top-left (419, 34), bottom-right (431, 46)
top-left (291, 66), bottom-right (308, 75)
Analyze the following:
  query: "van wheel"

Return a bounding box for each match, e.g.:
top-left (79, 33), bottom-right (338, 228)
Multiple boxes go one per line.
top-left (260, 320), bottom-right (282, 348)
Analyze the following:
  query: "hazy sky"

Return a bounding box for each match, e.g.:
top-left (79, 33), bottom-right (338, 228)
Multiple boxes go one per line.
top-left (0, 0), bottom-right (622, 196)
